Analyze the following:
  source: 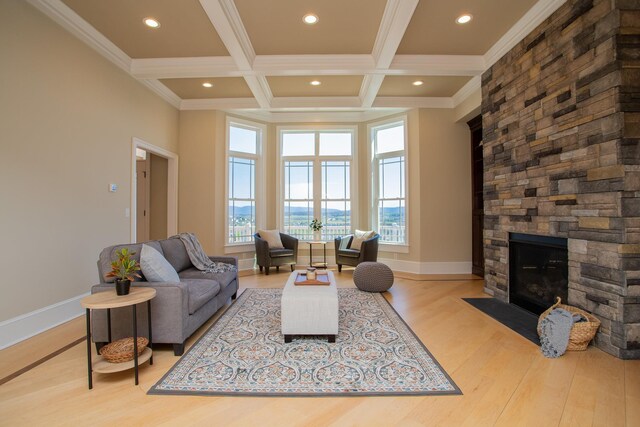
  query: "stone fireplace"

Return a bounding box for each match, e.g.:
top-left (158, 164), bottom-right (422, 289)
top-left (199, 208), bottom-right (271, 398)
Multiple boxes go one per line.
top-left (481, 0), bottom-right (640, 358)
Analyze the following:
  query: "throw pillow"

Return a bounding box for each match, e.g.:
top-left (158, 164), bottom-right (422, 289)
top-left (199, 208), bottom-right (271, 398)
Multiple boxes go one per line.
top-left (351, 229), bottom-right (375, 251)
top-left (258, 229), bottom-right (285, 249)
top-left (140, 244), bottom-right (180, 282)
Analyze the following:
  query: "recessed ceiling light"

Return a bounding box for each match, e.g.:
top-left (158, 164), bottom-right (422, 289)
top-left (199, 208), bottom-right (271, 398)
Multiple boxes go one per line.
top-left (303, 14), bottom-right (319, 25)
top-left (413, 80), bottom-right (424, 86)
top-left (143, 17), bottom-right (160, 28)
top-left (456, 14), bottom-right (472, 24)
top-left (310, 80), bottom-right (321, 86)
top-left (202, 82), bottom-right (213, 88)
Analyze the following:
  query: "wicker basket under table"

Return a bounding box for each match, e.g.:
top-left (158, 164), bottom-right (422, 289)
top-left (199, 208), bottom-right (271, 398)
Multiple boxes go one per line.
top-left (537, 297), bottom-right (601, 351)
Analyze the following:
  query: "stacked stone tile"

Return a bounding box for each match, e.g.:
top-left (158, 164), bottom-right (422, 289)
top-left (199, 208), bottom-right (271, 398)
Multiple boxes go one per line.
top-left (481, 0), bottom-right (639, 358)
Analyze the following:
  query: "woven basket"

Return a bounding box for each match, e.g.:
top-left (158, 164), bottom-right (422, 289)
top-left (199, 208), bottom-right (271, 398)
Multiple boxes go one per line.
top-left (537, 297), bottom-right (600, 351)
top-left (99, 337), bottom-right (148, 363)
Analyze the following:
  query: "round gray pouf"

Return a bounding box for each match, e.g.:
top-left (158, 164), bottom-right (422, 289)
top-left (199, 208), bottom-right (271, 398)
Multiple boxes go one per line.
top-left (353, 262), bottom-right (394, 292)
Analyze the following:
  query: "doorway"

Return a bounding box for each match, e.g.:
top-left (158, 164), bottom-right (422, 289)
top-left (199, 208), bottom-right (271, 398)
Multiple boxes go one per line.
top-left (131, 138), bottom-right (178, 243)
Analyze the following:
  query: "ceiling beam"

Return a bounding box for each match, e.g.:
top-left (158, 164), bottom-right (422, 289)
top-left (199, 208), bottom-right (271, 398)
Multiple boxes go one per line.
top-left (373, 97), bottom-right (453, 109)
top-left (270, 97), bottom-right (363, 110)
top-left (390, 55), bottom-right (485, 76)
top-left (361, 0), bottom-right (419, 108)
top-left (180, 98), bottom-right (259, 110)
top-left (253, 55), bottom-right (376, 76)
top-left (199, 0), bottom-right (271, 108)
top-left (131, 57), bottom-right (240, 79)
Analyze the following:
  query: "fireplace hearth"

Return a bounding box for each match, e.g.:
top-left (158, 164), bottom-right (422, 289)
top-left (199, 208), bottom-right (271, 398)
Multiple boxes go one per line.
top-left (509, 233), bottom-right (568, 315)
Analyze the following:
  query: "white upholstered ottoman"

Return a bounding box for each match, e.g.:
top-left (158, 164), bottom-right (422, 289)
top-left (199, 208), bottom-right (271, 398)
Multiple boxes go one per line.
top-left (281, 270), bottom-right (338, 343)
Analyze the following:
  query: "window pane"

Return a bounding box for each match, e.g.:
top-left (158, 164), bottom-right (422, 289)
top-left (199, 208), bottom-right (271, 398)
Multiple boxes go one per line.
top-left (379, 157), bottom-right (403, 199)
top-left (378, 200), bottom-right (405, 243)
top-left (322, 161), bottom-right (349, 199)
top-left (319, 133), bottom-right (352, 156)
top-left (285, 161), bottom-right (313, 199)
top-left (228, 201), bottom-right (255, 243)
top-left (322, 200), bottom-right (350, 240)
top-left (282, 133), bottom-right (315, 156)
top-left (229, 157), bottom-right (254, 199)
top-left (229, 125), bottom-right (257, 154)
top-left (284, 201), bottom-right (313, 240)
top-left (375, 124), bottom-right (404, 154)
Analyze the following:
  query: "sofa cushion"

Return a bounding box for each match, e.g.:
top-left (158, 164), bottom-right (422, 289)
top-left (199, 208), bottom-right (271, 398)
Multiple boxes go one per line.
top-left (159, 238), bottom-right (192, 273)
top-left (269, 248), bottom-right (294, 258)
top-left (140, 244), bottom-right (180, 282)
top-left (338, 249), bottom-right (361, 258)
top-left (181, 279), bottom-right (221, 315)
top-left (178, 267), bottom-right (237, 290)
top-left (258, 229), bottom-right (284, 249)
top-left (98, 241), bottom-right (163, 283)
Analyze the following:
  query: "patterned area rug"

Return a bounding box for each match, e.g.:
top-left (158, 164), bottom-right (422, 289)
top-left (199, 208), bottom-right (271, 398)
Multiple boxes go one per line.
top-left (149, 288), bottom-right (461, 397)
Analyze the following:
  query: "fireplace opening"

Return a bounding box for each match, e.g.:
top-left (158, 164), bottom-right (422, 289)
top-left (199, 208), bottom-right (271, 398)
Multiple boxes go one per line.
top-left (509, 233), bottom-right (568, 315)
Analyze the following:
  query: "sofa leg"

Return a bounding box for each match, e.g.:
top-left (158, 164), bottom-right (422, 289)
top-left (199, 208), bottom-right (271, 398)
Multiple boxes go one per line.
top-left (291, 264), bottom-right (295, 271)
top-left (231, 291), bottom-right (237, 300)
top-left (95, 342), bottom-right (107, 354)
top-left (338, 264), bottom-right (342, 272)
top-left (173, 343), bottom-right (185, 356)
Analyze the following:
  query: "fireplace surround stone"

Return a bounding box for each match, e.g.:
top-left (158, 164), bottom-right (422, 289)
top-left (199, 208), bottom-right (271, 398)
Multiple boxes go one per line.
top-left (481, 0), bottom-right (640, 358)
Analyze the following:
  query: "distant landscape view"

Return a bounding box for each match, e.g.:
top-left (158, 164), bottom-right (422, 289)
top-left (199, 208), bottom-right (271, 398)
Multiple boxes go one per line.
top-left (228, 205), bottom-right (405, 243)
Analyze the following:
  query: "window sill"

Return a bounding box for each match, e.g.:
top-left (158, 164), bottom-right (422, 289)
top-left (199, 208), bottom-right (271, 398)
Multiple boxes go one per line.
top-left (224, 243), bottom-right (255, 254)
top-left (379, 243), bottom-right (410, 254)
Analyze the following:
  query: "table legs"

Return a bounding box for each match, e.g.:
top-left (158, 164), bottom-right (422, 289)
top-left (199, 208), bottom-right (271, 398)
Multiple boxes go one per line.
top-left (147, 300), bottom-right (153, 365)
top-left (85, 308), bottom-right (92, 390)
top-left (133, 304), bottom-right (139, 385)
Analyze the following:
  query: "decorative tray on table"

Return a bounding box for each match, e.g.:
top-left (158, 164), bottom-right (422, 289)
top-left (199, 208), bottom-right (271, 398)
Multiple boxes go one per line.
top-left (294, 271), bottom-right (330, 286)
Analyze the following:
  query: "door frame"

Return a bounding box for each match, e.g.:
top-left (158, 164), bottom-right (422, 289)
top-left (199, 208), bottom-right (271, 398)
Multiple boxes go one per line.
top-left (130, 137), bottom-right (178, 243)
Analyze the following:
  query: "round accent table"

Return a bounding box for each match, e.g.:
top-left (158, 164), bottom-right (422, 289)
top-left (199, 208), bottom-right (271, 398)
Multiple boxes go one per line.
top-left (353, 262), bottom-right (394, 292)
top-left (81, 287), bottom-right (156, 389)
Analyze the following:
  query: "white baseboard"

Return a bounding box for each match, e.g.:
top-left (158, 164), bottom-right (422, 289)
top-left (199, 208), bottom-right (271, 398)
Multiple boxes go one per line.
top-left (378, 258), bottom-right (472, 275)
top-left (0, 292), bottom-right (88, 350)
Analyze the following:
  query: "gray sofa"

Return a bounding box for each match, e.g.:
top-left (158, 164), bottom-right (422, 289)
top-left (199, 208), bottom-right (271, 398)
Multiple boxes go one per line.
top-left (91, 238), bottom-right (238, 355)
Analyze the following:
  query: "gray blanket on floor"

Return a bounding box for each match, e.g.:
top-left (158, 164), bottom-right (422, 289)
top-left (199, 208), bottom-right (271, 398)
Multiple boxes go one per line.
top-left (174, 233), bottom-right (236, 274)
top-left (539, 308), bottom-right (581, 358)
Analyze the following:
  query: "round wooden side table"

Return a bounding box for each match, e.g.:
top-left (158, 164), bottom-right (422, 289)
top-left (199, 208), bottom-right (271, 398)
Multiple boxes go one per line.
top-left (81, 287), bottom-right (156, 389)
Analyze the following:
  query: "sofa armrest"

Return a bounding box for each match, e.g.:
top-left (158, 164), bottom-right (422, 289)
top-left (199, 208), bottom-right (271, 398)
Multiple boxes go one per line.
top-left (208, 256), bottom-right (238, 267)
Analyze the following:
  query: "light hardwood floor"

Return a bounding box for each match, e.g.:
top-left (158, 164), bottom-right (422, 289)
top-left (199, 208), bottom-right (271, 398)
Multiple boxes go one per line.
top-left (1, 270), bottom-right (638, 426)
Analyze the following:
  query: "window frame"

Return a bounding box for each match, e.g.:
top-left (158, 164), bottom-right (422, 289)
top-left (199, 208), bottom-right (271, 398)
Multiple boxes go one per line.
top-left (225, 117), bottom-right (266, 250)
top-left (368, 116), bottom-right (409, 249)
top-left (276, 125), bottom-right (358, 241)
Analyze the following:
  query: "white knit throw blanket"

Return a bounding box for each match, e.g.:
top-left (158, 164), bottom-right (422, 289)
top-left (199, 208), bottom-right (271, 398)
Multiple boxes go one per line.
top-left (174, 233), bottom-right (236, 274)
top-left (539, 308), bottom-right (580, 358)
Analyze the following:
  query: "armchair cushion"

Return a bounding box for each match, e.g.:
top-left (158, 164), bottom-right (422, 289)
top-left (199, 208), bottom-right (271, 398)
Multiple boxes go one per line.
top-left (258, 229), bottom-right (284, 249)
top-left (140, 244), bottom-right (180, 283)
top-left (269, 248), bottom-right (295, 258)
top-left (337, 249), bottom-right (361, 258)
top-left (351, 230), bottom-right (375, 251)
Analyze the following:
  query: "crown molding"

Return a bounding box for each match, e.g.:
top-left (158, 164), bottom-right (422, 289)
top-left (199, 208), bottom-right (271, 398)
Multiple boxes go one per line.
top-left (372, 0), bottom-right (419, 68)
top-left (484, 0), bottom-right (567, 69)
top-left (390, 55), bottom-right (485, 76)
top-left (180, 97), bottom-right (259, 110)
top-left (140, 80), bottom-right (182, 108)
top-left (130, 56), bottom-right (240, 79)
top-left (373, 97), bottom-right (453, 109)
top-left (360, 75), bottom-right (387, 108)
top-left (226, 109), bottom-right (408, 124)
top-left (452, 76), bottom-right (481, 108)
top-left (27, 0), bottom-right (131, 73)
top-left (253, 55), bottom-right (376, 75)
top-left (270, 97), bottom-right (363, 109)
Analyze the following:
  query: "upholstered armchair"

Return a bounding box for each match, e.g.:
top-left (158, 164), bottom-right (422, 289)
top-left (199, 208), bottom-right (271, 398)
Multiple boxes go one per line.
top-left (254, 232), bottom-right (298, 275)
top-left (334, 233), bottom-right (380, 272)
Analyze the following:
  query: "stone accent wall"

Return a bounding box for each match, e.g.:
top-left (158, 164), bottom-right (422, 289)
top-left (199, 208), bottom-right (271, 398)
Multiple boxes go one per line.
top-left (481, 0), bottom-right (640, 358)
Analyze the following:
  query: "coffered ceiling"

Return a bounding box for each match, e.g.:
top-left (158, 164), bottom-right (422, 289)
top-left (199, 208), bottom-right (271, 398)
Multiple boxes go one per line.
top-left (31, 0), bottom-right (566, 121)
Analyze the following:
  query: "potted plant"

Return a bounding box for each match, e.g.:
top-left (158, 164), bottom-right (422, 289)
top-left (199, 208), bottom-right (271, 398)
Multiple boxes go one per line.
top-left (105, 248), bottom-right (141, 296)
top-left (310, 218), bottom-right (323, 241)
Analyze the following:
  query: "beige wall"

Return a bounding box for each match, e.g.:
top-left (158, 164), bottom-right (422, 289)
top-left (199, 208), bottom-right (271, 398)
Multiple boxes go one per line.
top-left (149, 154), bottom-right (168, 240)
top-left (419, 109), bottom-right (472, 262)
top-left (0, 1), bottom-right (178, 321)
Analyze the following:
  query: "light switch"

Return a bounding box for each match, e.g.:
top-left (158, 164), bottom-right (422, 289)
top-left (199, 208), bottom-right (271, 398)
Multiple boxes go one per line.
top-left (109, 183), bottom-right (118, 192)
top-left (125, 208), bottom-right (130, 218)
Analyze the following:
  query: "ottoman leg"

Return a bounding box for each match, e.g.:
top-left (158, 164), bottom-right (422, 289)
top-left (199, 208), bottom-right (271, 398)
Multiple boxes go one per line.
top-left (284, 335), bottom-right (293, 343)
top-left (328, 335), bottom-right (336, 343)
